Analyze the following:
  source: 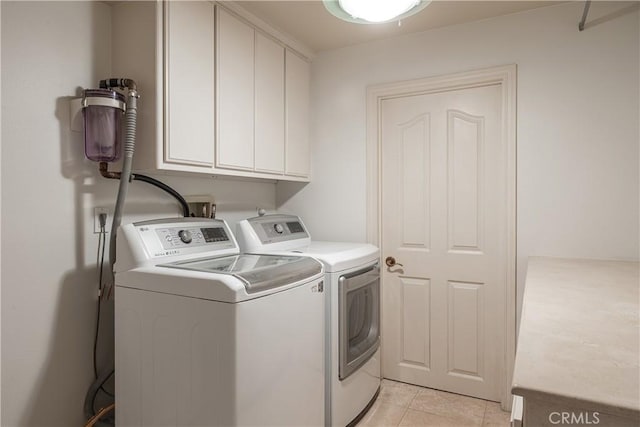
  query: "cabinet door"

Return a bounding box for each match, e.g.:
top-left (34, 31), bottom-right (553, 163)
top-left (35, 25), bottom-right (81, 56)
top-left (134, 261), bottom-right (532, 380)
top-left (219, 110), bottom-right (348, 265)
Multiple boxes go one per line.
top-left (216, 7), bottom-right (254, 171)
top-left (255, 32), bottom-right (285, 174)
top-left (285, 50), bottom-right (310, 177)
top-left (165, 1), bottom-right (215, 167)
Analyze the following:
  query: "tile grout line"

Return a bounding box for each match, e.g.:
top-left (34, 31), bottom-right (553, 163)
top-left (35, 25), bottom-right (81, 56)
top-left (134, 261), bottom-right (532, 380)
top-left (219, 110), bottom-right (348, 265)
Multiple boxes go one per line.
top-left (481, 399), bottom-right (488, 427)
top-left (396, 389), bottom-right (419, 427)
top-left (396, 405), bottom-right (410, 426)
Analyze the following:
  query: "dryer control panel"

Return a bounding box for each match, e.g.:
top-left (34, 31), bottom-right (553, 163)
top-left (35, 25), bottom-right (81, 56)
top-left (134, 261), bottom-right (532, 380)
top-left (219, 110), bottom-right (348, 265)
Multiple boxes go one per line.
top-left (244, 214), bottom-right (309, 245)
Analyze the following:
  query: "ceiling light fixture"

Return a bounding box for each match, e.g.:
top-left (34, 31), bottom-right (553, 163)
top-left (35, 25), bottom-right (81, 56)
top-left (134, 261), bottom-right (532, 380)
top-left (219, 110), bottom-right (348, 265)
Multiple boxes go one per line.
top-left (323, 0), bottom-right (431, 24)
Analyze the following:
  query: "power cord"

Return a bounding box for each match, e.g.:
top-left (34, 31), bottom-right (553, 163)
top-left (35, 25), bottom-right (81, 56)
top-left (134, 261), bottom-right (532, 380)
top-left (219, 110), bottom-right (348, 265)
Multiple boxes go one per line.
top-left (93, 213), bottom-right (106, 379)
top-left (92, 214), bottom-right (114, 400)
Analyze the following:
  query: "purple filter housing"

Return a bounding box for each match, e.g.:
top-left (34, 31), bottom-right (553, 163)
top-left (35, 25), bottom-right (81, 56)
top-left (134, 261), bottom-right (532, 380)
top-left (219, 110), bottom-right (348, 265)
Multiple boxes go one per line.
top-left (82, 88), bottom-right (126, 162)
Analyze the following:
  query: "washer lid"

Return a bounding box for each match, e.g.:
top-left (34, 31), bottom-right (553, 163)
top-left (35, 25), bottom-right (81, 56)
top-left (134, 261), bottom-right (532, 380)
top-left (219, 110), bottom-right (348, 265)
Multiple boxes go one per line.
top-left (159, 254), bottom-right (322, 294)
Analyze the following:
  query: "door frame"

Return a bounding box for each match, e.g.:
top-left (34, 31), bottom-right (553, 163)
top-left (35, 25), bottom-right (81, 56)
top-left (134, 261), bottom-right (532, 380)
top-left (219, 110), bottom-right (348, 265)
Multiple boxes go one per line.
top-left (365, 64), bottom-right (516, 409)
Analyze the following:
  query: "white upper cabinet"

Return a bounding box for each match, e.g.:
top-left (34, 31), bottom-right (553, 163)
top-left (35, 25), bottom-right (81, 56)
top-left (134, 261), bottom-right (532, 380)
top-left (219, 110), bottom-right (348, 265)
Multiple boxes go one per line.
top-left (112, 1), bottom-right (310, 182)
top-left (216, 7), bottom-right (255, 171)
top-left (217, 9), bottom-right (288, 176)
top-left (165, 1), bottom-right (215, 167)
top-left (255, 32), bottom-right (285, 174)
top-left (285, 51), bottom-right (311, 177)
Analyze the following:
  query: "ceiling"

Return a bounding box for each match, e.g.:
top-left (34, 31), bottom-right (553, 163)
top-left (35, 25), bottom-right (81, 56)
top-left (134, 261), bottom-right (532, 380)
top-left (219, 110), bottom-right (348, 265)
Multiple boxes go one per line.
top-left (236, 1), bottom-right (563, 52)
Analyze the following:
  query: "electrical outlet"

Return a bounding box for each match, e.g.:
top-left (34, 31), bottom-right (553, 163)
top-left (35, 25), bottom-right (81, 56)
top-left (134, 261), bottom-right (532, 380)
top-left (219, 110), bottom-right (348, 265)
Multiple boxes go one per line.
top-left (186, 195), bottom-right (215, 218)
top-left (94, 207), bottom-right (112, 234)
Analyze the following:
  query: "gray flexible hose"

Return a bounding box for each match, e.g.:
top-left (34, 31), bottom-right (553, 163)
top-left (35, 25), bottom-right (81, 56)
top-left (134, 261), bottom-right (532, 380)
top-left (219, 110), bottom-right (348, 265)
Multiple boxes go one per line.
top-left (108, 89), bottom-right (138, 276)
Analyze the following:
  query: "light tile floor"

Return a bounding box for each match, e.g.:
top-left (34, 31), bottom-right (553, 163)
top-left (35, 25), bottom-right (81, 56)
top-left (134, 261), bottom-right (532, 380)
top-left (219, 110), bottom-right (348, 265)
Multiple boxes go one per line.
top-left (356, 379), bottom-right (511, 427)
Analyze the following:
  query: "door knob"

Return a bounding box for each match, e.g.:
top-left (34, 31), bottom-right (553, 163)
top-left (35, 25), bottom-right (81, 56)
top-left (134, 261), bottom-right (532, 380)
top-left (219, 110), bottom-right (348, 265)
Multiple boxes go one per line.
top-left (385, 256), bottom-right (403, 268)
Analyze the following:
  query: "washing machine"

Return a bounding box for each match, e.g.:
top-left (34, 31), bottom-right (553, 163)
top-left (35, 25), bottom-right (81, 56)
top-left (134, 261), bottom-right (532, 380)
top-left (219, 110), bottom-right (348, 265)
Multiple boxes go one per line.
top-left (236, 214), bottom-right (381, 427)
top-left (114, 217), bottom-right (325, 426)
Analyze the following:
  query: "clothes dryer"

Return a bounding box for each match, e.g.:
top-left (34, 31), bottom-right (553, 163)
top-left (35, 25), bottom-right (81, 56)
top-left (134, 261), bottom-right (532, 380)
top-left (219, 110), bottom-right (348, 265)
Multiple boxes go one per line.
top-left (237, 214), bottom-right (381, 427)
top-left (114, 218), bottom-right (325, 426)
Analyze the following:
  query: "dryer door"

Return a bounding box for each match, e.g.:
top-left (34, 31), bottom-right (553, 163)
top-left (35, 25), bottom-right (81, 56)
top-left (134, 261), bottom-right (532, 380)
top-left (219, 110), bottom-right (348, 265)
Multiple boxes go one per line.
top-left (339, 264), bottom-right (380, 380)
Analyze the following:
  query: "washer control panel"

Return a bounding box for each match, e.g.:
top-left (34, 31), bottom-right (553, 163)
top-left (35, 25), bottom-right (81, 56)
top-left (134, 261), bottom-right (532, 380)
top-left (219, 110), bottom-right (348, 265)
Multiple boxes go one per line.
top-left (129, 218), bottom-right (238, 260)
top-left (155, 225), bottom-right (230, 249)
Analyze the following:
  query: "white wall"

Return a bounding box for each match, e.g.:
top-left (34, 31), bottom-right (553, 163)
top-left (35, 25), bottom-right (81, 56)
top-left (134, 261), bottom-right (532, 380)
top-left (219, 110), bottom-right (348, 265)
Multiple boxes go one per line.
top-left (0, 2), bottom-right (3, 422)
top-left (277, 2), bottom-right (640, 322)
top-left (1, 2), bottom-right (275, 425)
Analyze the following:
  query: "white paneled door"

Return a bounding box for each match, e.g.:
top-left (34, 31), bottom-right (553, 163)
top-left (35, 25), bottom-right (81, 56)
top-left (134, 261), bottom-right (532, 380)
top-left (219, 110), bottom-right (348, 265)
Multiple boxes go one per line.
top-left (381, 84), bottom-right (507, 401)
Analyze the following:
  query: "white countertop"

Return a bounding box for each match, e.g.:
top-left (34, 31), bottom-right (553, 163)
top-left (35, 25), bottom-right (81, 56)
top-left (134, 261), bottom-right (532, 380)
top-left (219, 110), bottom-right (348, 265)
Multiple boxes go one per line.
top-left (512, 257), bottom-right (639, 418)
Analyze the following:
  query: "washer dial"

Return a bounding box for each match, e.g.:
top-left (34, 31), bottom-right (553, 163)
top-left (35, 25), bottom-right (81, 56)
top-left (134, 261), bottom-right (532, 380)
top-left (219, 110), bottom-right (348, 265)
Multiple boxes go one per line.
top-left (178, 229), bottom-right (193, 244)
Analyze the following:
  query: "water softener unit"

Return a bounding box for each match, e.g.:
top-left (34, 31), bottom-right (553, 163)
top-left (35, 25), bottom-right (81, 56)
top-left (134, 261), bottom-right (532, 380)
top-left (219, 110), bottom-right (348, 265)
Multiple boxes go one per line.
top-left (82, 87), bottom-right (126, 163)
